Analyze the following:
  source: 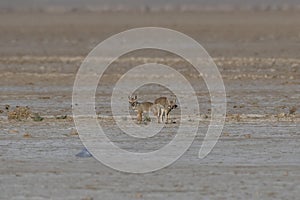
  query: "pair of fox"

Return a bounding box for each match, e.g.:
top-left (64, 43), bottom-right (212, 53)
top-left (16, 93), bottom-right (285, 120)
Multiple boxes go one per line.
top-left (128, 95), bottom-right (178, 124)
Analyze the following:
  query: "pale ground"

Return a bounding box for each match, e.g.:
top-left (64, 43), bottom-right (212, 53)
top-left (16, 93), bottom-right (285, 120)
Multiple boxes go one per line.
top-left (0, 11), bottom-right (299, 200)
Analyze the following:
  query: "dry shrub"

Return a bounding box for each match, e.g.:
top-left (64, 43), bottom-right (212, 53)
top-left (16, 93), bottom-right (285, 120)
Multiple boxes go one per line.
top-left (8, 106), bottom-right (31, 120)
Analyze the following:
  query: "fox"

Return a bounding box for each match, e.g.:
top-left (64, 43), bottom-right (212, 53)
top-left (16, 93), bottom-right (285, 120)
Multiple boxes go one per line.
top-left (154, 97), bottom-right (178, 124)
top-left (128, 95), bottom-right (178, 124)
top-left (128, 95), bottom-right (153, 123)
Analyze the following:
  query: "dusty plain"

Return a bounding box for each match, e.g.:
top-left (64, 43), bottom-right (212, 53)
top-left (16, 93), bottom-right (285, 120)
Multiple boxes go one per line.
top-left (0, 11), bottom-right (299, 199)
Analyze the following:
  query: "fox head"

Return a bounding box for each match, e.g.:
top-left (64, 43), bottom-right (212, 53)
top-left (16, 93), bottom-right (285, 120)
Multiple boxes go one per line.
top-left (128, 95), bottom-right (138, 107)
top-left (167, 99), bottom-right (178, 110)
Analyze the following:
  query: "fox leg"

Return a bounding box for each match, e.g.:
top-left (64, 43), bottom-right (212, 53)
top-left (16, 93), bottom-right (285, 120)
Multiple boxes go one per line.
top-left (156, 107), bottom-right (161, 123)
top-left (165, 112), bottom-right (169, 124)
top-left (137, 112), bottom-right (142, 123)
top-left (159, 108), bottom-right (163, 123)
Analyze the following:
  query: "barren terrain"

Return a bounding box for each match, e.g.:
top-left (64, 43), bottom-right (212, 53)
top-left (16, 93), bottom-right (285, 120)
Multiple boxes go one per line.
top-left (0, 11), bottom-right (299, 199)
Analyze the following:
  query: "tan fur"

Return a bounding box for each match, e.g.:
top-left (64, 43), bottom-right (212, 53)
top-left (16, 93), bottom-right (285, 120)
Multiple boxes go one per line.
top-left (154, 97), bottom-right (178, 123)
top-left (128, 95), bottom-right (153, 123)
top-left (129, 95), bottom-right (178, 124)
top-left (150, 104), bottom-right (165, 123)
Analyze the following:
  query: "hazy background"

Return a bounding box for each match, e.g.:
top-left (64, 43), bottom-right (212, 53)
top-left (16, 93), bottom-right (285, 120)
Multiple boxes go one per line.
top-left (1, 0), bottom-right (300, 12)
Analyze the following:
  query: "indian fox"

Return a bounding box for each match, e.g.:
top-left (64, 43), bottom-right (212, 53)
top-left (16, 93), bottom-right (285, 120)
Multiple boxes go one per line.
top-left (128, 95), bottom-right (153, 123)
top-left (128, 95), bottom-right (178, 124)
top-left (154, 97), bottom-right (178, 123)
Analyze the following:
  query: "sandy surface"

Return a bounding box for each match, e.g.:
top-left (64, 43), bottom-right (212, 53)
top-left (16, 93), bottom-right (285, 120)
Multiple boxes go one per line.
top-left (0, 11), bottom-right (299, 200)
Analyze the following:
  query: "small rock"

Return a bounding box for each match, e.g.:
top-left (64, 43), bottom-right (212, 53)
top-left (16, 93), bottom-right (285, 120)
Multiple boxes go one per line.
top-left (144, 116), bottom-right (151, 122)
top-left (135, 193), bottom-right (143, 198)
top-left (76, 147), bottom-right (92, 158)
top-left (223, 132), bottom-right (230, 137)
top-left (31, 113), bottom-right (44, 121)
top-left (55, 115), bottom-right (67, 119)
top-left (23, 133), bottom-right (32, 138)
top-left (244, 134), bottom-right (251, 139)
top-left (277, 112), bottom-right (286, 118)
top-left (5, 105), bottom-right (10, 110)
top-left (69, 129), bottom-right (78, 136)
top-left (38, 96), bottom-right (51, 99)
top-left (9, 129), bottom-right (19, 134)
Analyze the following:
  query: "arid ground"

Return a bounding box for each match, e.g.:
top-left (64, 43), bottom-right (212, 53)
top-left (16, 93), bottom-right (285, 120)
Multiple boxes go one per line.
top-left (0, 11), bottom-right (299, 199)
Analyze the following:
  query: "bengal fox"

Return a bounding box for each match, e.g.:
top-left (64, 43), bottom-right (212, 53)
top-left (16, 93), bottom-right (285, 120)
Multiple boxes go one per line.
top-left (154, 97), bottom-right (178, 123)
top-left (128, 95), bottom-right (178, 124)
top-left (128, 95), bottom-right (153, 123)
